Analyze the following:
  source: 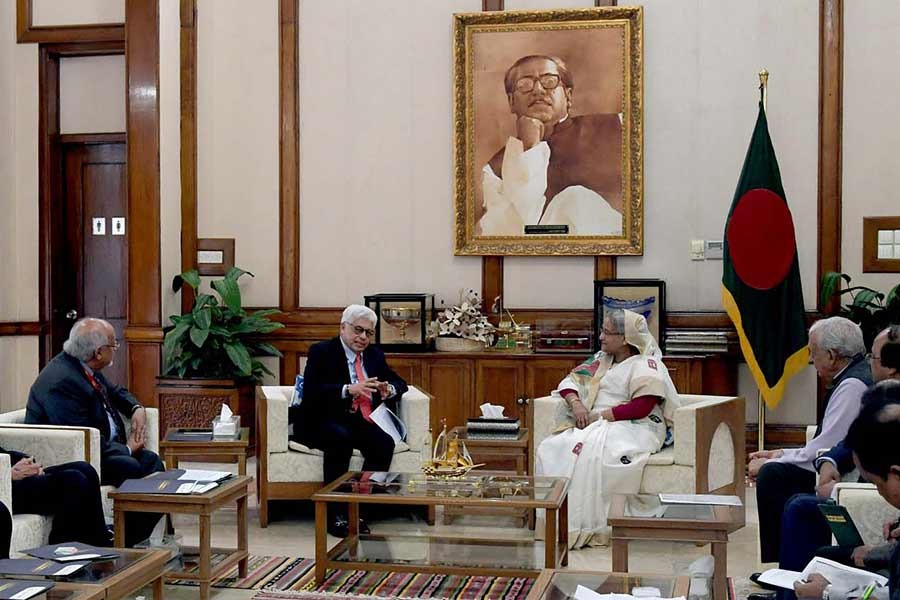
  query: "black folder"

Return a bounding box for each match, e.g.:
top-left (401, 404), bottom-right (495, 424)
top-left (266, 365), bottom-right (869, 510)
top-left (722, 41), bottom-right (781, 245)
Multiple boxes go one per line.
top-left (0, 579), bottom-right (54, 600)
top-left (24, 542), bottom-right (119, 562)
top-left (0, 559), bottom-right (88, 577)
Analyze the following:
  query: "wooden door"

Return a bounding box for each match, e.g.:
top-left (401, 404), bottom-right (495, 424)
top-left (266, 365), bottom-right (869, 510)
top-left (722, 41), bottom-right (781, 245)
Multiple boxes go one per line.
top-left (424, 359), bottom-right (473, 434)
top-left (475, 359), bottom-right (526, 421)
top-left (55, 141), bottom-right (128, 385)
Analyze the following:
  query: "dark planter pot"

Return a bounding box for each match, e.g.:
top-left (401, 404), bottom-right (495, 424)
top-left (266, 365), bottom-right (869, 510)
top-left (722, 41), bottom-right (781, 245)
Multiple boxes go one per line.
top-left (154, 377), bottom-right (256, 454)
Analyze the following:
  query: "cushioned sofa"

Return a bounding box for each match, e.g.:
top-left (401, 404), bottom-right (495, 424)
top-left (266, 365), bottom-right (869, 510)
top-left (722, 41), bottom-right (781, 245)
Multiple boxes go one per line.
top-left (0, 408), bottom-right (159, 555)
top-left (255, 385), bottom-right (431, 527)
top-left (532, 393), bottom-right (746, 500)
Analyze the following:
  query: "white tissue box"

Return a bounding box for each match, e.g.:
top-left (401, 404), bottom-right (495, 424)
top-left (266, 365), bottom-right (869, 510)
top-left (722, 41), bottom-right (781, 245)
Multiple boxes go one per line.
top-left (212, 415), bottom-right (240, 438)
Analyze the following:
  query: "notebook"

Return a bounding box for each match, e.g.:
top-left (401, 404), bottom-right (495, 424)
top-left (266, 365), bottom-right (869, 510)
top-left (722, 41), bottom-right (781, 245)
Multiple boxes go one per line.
top-left (819, 503), bottom-right (865, 547)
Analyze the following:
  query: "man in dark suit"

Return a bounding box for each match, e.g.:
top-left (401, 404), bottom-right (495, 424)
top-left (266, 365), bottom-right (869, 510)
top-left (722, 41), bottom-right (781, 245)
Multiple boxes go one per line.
top-left (291, 304), bottom-right (408, 537)
top-left (25, 317), bottom-right (165, 546)
top-left (2, 446), bottom-right (111, 547)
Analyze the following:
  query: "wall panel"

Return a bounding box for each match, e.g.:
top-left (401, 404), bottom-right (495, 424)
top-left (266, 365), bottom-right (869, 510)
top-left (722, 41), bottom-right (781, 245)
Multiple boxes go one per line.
top-left (843, 1), bottom-right (900, 291)
top-left (298, 0), bottom-right (482, 307)
top-left (59, 55), bottom-right (125, 133)
top-left (196, 0), bottom-right (279, 307)
top-left (32, 0), bottom-right (125, 27)
top-left (159, 0), bottom-right (181, 325)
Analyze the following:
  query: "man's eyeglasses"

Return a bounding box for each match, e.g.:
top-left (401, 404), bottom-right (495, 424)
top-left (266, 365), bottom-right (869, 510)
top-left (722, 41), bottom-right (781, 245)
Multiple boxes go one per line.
top-left (101, 340), bottom-right (121, 352)
top-left (866, 352), bottom-right (881, 362)
top-left (350, 325), bottom-right (376, 338)
top-left (514, 74), bottom-right (562, 94)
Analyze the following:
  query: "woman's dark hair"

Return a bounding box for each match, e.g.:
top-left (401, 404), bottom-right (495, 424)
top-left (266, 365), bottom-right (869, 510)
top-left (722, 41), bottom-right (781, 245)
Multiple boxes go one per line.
top-left (845, 380), bottom-right (900, 479)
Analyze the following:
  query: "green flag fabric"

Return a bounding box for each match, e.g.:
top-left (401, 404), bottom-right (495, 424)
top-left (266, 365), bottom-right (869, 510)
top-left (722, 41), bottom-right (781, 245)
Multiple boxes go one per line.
top-left (722, 101), bottom-right (809, 409)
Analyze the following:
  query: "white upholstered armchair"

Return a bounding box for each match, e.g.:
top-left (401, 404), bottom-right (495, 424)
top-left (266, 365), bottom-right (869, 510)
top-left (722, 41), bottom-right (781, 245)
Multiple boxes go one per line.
top-left (255, 385), bottom-right (431, 527)
top-left (532, 393), bottom-right (746, 501)
top-left (0, 407), bottom-right (159, 554)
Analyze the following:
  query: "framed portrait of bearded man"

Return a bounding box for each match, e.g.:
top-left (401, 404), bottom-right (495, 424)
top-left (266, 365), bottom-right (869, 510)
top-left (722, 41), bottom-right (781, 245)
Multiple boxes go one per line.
top-left (453, 7), bottom-right (643, 256)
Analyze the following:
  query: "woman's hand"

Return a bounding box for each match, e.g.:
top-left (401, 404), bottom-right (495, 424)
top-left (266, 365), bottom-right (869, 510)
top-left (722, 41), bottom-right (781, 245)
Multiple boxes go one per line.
top-left (600, 408), bottom-right (615, 422)
top-left (567, 395), bottom-right (590, 429)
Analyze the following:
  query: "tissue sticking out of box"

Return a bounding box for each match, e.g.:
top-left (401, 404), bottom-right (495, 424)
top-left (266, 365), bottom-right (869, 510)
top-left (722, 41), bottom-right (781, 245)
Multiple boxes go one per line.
top-left (212, 404), bottom-right (239, 437)
top-left (479, 403), bottom-right (505, 418)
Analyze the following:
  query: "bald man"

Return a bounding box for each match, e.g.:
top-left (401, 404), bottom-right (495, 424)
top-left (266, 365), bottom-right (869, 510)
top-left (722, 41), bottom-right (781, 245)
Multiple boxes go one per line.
top-left (26, 317), bottom-right (164, 546)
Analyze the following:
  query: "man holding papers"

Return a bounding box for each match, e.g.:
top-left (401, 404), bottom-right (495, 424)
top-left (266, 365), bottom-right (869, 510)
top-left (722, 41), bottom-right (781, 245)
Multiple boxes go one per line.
top-left (792, 381), bottom-right (900, 600)
top-left (292, 305), bottom-right (408, 538)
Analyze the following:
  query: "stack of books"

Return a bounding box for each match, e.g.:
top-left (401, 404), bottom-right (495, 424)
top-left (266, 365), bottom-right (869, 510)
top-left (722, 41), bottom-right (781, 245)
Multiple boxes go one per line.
top-left (466, 417), bottom-right (520, 440)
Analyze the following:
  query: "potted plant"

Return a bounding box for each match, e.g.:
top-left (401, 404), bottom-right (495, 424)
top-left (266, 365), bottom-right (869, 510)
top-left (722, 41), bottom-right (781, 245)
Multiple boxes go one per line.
top-left (820, 271), bottom-right (900, 349)
top-left (428, 289), bottom-right (495, 352)
top-left (156, 267), bottom-right (284, 449)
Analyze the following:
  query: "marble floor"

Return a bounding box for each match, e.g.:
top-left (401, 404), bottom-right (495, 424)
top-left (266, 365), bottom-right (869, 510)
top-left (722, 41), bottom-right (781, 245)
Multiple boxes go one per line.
top-left (126, 461), bottom-right (768, 600)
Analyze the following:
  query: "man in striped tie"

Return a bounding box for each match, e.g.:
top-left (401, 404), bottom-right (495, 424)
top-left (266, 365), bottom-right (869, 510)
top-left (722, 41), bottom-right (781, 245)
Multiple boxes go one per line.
top-left (292, 305), bottom-right (408, 537)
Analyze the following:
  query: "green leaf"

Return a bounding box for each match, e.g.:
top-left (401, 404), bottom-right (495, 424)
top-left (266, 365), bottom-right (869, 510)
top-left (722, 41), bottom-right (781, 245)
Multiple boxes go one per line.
top-left (224, 342), bottom-right (252, 376)
top-left (162, 320), bottom-right (192, 365)
top-left (248, 308), bottom-right (281, 319)
top-left (193, 306), bottom-right (212, 330)
top-left (852, 289), bottom-right (882, 308)
top-left (190, 326), bottom-right (210, 348)
top-left (820, 272), bottom-right (843, 306)
top-left (194, 294), bottom-right (214, 311)
top-left (212, 277), bottom-right (242, 314)
top-left (249, 342), bottom-right (282, 357)
top-left (226, 267), bottom-right (254, 281)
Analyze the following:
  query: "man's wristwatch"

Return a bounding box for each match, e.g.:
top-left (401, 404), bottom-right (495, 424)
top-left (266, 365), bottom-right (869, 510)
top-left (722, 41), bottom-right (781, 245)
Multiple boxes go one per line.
top-left (822, 583), bottom-right (832, 600)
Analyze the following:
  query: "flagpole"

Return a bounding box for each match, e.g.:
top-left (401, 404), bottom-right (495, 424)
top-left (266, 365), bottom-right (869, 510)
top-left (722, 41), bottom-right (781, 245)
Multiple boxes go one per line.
top-left (757, 67), bottom-right (769, 452)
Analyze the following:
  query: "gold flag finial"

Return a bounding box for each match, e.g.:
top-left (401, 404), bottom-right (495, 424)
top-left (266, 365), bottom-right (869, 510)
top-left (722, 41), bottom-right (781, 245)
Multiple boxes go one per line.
top-left (758, 68), bottom-right (769, 112)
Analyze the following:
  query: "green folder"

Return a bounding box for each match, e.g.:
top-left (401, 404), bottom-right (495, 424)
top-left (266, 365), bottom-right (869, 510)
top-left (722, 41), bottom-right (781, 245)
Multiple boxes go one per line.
top-left (819, 503), bottom-right (865, 547)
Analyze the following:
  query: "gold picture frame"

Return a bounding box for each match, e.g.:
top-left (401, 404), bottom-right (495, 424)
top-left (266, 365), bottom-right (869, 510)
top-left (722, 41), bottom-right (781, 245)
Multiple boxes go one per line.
top-left (453, 7), bottom-right (643, 256)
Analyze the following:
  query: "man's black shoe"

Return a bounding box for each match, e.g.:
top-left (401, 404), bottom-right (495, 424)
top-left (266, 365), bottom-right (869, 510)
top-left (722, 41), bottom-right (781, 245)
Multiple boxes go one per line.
top-left (750, 573), bottom-right (779, 592)
top-left (747, 592), bottom-right (776, 600)
top-left (359, 518), bottom-right (370, 535)
top-left (327, 515), bottom-right (350, 538)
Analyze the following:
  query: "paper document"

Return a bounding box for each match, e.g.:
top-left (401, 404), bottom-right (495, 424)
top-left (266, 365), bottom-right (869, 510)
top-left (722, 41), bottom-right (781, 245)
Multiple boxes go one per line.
top-left (758, 557), bottom-right (889, 591)
top-left (756, 569), bottom-right (805, 590)
top-left (177, 469), bottom-right (231, 482)
top-left (572, 587), bottom-right (685, 600)
top-left (658, 494), bottom-right (743, 507)
top-left (370, 404), bottom-right (407, 443)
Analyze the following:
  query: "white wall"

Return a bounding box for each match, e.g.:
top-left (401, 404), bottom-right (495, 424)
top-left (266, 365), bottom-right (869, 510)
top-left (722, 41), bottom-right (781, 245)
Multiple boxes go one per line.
top-left (843, 1), bottom-right (900, 294)
top-left (60, 55), bottom-right (126, 133)
top-left (32, 0), bottom-right (124, 26)
top-left (160, 0), bottom-right (182, 324)
top-left (297, 0), bottom-right (483, 308)
top-left (196, 0), bottom-right (279, 308)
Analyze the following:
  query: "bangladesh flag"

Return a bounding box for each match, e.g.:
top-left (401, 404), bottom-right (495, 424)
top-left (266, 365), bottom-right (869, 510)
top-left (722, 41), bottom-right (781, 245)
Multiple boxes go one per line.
top-left (722, 101), bottom-right (809, 409)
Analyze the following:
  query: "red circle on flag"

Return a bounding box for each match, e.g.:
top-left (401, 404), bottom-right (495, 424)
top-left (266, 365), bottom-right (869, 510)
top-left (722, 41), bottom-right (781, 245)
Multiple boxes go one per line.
top-left (726, 188), bottom-right (796, 290)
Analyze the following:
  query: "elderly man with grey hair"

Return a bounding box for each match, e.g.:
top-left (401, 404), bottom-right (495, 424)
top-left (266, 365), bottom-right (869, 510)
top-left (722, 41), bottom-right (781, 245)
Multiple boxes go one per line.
top-left (748, 316), bottom-right (872, 568)
top-left (291, 304), bottom-right (409, 538)
top-left (26, 317), bottom-right (165, 546)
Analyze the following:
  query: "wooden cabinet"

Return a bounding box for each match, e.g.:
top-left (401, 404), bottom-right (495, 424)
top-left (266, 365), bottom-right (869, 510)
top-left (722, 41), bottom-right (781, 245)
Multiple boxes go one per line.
top-left (387, 352), bottom-right (737, 440)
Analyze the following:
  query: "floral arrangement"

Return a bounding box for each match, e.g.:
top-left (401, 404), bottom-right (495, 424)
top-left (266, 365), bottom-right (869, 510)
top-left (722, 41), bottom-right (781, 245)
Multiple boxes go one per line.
top-left (429, 289), bottom-right (495, 344)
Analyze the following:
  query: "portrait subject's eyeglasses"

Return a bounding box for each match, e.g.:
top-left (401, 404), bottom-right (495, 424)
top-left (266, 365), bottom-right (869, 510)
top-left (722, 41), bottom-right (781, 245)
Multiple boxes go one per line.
top-left (350, 325), bottom-right (376, 338)
top-left (600, 328), bottom-right (623, 337)
top-left (514, 74), bottom-right (562, 94)
top-left (101, 340), bottom-right (120, 352)
top-left (866, 352), bottom-right (881, 362)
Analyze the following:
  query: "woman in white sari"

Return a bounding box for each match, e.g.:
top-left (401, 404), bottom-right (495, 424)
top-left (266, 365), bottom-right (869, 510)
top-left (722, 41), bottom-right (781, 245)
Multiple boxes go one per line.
top-left (536, 308), bottom-right (680, 548)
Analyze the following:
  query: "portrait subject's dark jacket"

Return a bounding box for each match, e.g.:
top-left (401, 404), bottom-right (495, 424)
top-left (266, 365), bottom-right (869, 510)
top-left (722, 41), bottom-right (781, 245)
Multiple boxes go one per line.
top-left (293, 337), bottom-right (408, 445)
top-left (25, 352), bottom-right (140, 461)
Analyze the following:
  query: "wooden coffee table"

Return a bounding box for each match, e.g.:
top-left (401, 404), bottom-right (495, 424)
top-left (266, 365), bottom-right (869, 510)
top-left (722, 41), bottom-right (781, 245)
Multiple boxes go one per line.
top-left (4, 548), bottom-right (170, 600)
top-left (608, 495), bottom-right (744, 600)
top-left (311, 471), bottom-right (569, 585)
top-left (109, 475), bottom-right (251, 600)
top-left (160, 427), bottom-right (250, 475)
top-left (527, 569), bottom-right (690, 600)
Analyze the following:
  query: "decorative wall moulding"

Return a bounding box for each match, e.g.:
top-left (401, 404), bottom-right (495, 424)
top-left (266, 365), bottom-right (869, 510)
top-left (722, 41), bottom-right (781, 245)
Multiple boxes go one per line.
top-left (863, 216), bottom-right (900, 273)
top-left (196, 238), bottom-right (235, 276)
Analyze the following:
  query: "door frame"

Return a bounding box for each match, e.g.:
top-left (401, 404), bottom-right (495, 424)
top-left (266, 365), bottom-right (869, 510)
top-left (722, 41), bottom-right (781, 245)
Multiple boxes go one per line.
top-left (37, 42), bottom-right (125, 366)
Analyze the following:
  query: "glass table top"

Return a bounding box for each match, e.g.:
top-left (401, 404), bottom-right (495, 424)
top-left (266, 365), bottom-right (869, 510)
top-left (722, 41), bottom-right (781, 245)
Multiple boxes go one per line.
top-left (535, 571), bottom-right (685, 600)
top-left (318, 472), bottom-right (568, 505)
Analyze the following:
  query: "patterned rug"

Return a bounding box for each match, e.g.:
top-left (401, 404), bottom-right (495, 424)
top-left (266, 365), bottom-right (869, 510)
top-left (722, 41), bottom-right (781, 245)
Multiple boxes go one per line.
top-left (172, 553), bottom-right (739, 600)
top-left (170, 553), bottom-right (532, 598)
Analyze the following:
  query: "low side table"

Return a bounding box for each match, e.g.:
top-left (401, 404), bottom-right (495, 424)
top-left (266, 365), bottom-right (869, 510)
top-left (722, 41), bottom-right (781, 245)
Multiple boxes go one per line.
top-left (608, 495), bottom-right (743, 600)
top-left (527, 570), bottom-right (690, 600)
top-left (160, 427), bottom-right (250, 475)
top-left (109, 475), bottom-right (251, 600)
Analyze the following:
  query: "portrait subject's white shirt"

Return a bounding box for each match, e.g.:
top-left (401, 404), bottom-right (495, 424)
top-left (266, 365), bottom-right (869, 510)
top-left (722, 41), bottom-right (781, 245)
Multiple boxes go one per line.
top-left (479, 136), bottom-right (623, 237)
